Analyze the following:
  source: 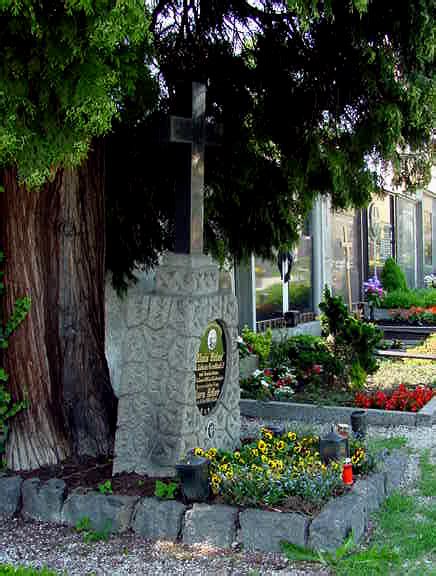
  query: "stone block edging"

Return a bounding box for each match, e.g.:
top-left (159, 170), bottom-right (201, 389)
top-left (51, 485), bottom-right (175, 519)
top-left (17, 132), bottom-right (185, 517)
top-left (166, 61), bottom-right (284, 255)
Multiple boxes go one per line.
top-left (0, 449), bottom-right (408, 554)
top-left (240, 398), bottom-right (436, 427)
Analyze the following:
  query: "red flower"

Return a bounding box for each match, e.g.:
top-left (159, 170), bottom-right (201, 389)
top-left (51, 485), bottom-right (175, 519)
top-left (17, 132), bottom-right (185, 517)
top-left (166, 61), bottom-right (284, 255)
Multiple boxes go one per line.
top-left (354, 384), bottom-right (435, 412)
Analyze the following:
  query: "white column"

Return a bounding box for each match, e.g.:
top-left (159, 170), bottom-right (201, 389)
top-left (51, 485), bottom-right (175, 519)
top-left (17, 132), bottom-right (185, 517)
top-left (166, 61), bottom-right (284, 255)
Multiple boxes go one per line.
top-left (234, 254), bottom-right (256, 331)
top-left (312, 198), bottom-right (330, 313)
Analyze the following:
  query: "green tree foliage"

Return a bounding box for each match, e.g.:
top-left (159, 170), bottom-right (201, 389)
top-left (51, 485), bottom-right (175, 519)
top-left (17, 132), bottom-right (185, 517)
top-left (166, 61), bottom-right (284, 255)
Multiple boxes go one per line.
top-left (1, 1), bottom-right (434, 289)
top-left (381, 257), bottom-right (409, 292)
top-left (106, 0), bottom-right (434, 289)
top-left (0, 0), bottom-right (157, 187)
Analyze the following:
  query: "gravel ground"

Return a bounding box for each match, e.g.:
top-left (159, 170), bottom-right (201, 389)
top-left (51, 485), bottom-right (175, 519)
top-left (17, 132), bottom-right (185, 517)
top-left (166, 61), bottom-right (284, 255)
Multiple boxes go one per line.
top-left (0, 517), bottom-right (329, 576)
top-left (1, 416), bottom-right (435, 575)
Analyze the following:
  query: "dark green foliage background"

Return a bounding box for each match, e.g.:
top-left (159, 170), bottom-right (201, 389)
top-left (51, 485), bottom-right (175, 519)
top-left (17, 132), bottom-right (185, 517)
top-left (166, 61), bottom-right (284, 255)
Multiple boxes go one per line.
top-left (380, 288), bottom-right (436, 309)
top-left (0, 1), bottom-right (434, 290)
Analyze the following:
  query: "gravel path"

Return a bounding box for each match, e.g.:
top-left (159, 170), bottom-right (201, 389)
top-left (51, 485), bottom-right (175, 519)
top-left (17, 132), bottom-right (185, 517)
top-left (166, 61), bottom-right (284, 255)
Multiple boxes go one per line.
top-left (1, 416), bottom-right (435, 575)
top-left (0, 517), bottom-right (329, 575)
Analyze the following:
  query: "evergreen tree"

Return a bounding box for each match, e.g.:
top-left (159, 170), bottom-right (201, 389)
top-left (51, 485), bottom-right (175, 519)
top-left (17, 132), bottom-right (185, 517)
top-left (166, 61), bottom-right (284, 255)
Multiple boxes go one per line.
top-left (107, 0), bottom-right (435, 287)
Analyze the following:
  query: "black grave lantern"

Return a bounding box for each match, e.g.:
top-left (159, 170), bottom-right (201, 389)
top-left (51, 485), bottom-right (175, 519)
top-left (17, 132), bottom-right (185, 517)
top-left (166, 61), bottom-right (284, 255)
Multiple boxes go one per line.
top-left (175, 455), bottom-right (210, 502)
top-left (319, 427), bottom-right (348, 464)
top-left (284, 310), bottom-right (300, 327)
top-left (351, 410), bottom-right (367, 440)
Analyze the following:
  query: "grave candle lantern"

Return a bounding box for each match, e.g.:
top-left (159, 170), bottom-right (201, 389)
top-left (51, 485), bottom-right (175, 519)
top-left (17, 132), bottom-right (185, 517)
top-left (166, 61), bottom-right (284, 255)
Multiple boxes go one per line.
top-left (175, 454), bottom-right (210, 502)
top-left (351, 410), bottom-right (367, 440)
top-left (319, 427), bottom-right (348, 464)
top-left (342, 458), bottom-right (354, 485)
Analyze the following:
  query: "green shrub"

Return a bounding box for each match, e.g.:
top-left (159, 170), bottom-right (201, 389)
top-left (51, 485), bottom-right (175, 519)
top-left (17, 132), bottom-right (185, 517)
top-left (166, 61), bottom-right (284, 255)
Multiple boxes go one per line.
top-left (240, 326), bottom-right (272, 366)
top-left (154, 479), bottom-right (178, 499)
top-left (380, 288), bottom-right (436, 309)
top-left (320, 287), bottom-right (382, 388)
top-left (97, 479), bottom-right (113, 495)
top-left (380, 258), bottom-right (408, 292)
top-left (269, 334), bottom-right (344, 386)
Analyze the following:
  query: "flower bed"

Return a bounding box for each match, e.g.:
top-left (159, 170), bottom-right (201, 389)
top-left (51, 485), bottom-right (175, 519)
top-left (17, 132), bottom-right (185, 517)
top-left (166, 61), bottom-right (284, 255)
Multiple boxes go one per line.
top-left (194, 427), bottom-right (375, 513)
top-left (387, 306), bottom-right (436, 325)
top-left (355, 383), bottom-right (436, 412)
top-left (364, 287), bottom-right (436, 325)
top-left (240, 366), bottom-right (298, 401)
top-left (0, 445), bottom-right (410, 553)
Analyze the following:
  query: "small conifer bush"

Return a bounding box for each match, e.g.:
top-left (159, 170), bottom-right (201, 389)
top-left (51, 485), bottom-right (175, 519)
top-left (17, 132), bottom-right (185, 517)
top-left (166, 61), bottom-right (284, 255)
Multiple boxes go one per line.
top-left (381, 258), bottom-right (408, 292)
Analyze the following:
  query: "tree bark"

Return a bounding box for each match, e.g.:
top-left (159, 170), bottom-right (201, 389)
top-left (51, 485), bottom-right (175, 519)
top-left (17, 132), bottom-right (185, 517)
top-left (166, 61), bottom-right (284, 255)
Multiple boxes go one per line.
top-left (1, 143), bottom-right (117, 471)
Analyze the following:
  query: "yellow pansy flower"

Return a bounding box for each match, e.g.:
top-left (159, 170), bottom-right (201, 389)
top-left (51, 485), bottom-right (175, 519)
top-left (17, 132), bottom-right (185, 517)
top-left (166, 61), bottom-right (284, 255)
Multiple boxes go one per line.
top-left (287, 431), bottom-right (297, 441)
top-left (194, 447), bottom-right (204, 456)
top-left (258, 440), bottom-right (267, 453)
top-left (206, 448), bottom-right (217, 459)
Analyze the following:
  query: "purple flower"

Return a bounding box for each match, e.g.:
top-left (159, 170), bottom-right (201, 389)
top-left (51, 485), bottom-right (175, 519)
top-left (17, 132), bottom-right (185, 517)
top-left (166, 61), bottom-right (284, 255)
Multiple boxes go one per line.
top-left (363, 275), bottom-right (384, 304)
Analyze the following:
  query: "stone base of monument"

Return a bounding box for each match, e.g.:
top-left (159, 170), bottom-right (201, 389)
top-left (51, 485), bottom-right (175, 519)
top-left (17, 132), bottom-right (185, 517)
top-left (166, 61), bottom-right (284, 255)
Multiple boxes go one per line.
top-left (113, 253), bottom-right (241, 477)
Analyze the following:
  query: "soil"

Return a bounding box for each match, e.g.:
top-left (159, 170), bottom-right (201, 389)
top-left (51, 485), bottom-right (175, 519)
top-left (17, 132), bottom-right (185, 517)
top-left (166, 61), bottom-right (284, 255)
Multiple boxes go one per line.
top-left (12, 455), bottom-right (161, 498)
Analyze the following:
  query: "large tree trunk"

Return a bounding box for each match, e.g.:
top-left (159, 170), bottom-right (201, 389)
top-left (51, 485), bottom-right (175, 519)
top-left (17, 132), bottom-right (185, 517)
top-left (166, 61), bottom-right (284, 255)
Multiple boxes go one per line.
top-left (1, 143), bottom-right (117, 471)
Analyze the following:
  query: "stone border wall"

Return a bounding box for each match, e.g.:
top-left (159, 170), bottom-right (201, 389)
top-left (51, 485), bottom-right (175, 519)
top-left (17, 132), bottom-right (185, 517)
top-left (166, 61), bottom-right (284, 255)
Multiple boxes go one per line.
top-left (240, 397), bottom-right (436, 428)
top-left (0, 449), bottom-right (407, 553)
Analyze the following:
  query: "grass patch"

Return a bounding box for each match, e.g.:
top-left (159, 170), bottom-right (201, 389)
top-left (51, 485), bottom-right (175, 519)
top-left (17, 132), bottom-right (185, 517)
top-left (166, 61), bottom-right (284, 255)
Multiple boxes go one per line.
top-left (419, 450), bottom-right (436, 497)
top-left (335, 493), bottom-right (436, 575)
top-left (367, 435), bottom-right (408, 454)
top-left (283, 443), bottom-right (436, 575)
top-left (0, 566), bottom-right (57, 576)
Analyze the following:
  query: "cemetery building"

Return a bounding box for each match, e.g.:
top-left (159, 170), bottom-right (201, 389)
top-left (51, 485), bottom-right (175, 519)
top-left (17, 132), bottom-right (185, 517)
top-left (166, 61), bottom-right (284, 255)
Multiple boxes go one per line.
top-left (236, 166), bottom-right (436, 332)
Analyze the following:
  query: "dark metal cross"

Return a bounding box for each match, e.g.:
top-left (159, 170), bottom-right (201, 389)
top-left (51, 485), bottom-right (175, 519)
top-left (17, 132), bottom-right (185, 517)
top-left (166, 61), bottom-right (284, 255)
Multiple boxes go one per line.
top-left (169, 82), bottom-right (220, 254)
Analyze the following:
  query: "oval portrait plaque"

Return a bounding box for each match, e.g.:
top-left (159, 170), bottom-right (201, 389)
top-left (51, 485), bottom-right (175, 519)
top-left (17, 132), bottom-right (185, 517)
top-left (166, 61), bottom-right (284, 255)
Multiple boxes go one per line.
top-left (195, 320), bottom-right (226, 416)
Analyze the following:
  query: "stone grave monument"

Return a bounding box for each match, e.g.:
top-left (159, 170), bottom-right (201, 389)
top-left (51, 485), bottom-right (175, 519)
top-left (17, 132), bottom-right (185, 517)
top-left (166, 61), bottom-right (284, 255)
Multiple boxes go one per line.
top-left (113, 82), bottom-right (240, 476)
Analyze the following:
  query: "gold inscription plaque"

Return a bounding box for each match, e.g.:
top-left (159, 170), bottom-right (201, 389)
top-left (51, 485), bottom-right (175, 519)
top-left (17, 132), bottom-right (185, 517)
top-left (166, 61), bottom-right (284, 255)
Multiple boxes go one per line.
top-left (195, 321), bottom-right (226, 415)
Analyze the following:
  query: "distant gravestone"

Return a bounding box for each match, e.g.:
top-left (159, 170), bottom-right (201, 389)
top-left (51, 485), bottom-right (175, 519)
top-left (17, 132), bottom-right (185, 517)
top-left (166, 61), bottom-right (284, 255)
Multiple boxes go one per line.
top-left (113, 83), bottom-right (240, 476)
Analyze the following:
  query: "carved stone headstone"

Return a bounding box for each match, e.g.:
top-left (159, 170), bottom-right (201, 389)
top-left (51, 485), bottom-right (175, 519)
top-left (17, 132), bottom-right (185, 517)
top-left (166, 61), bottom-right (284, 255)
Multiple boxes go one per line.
top-left (113, 254), bottom-right (240, 476)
